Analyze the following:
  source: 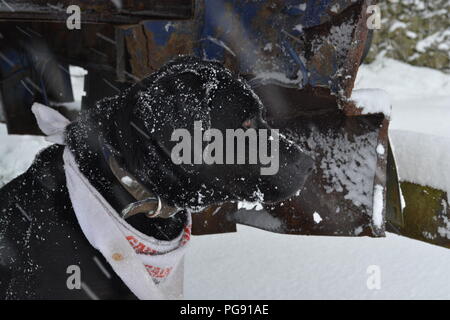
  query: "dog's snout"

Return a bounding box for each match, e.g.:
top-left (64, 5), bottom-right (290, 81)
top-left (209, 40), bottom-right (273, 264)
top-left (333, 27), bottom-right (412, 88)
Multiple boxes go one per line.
top-left (258, 138), bottom-right (314, 203)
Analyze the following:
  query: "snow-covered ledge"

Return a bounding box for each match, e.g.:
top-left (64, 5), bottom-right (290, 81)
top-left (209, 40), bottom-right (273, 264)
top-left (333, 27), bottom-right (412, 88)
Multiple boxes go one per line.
top-left (350, 88), bottom-right (392, 119)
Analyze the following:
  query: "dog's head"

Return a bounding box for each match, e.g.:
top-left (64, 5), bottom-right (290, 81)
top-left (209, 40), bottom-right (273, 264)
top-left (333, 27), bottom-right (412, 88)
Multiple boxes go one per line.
top-left (90, 56), bottom-right (313, 211)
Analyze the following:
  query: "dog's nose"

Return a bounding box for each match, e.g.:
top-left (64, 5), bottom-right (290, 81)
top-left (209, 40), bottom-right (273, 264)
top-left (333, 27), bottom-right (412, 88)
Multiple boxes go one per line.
top-left (259, 140), bottom-right (314, 203)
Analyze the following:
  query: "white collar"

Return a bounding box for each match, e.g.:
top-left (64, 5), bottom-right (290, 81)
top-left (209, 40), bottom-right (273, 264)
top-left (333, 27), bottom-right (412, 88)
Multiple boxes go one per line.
top-left (32, 103), bottom-right (191, 300)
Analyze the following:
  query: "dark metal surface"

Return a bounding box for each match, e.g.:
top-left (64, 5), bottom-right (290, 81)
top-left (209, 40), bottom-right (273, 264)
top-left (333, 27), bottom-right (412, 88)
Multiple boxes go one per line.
top-left (386, 143), bottom-right (450, 249)
top-left (0, 0), bottom-right (388, 238)
top-left (113, 0), bottom-right (387, 237)
top-left (0, 0), bottom-right (194, 23)
top-left (228, 110), bottom-right (386, 237)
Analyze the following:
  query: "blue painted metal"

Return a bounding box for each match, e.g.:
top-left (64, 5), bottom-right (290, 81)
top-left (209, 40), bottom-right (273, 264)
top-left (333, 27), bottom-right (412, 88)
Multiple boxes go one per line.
top-left (140, 0), bottom-right (361, 94)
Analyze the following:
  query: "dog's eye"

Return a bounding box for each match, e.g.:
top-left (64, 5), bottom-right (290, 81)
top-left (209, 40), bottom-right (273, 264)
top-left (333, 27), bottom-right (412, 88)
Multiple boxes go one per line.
top-left (242, 119), bottom-right (253, 129)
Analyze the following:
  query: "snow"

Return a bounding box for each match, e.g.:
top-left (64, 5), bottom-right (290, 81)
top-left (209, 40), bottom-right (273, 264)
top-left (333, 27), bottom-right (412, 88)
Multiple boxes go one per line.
top-left (389, 21), bottom-right (407, 32)
top-left (191, 58), bottom-right (450, 299)
top-left (232, 210), bottom-right (282, 232)
top-left (185, 225), bottom-right (450, 299)
top-left (121, 176), bottom-right (134, 187)
top-left (356, 56), bottom-right (450, 199)
top-left (1, 56), bottom-right (450, 299)
top-left (313, 212), bottom-right (322, 224)
top-left (399, 185), bottom-right (406, 211)
top-left (372, 185), bottom-right (384, 228)
top-left (376, 144), bottom-right (385, 155)
top-left (252, 71), bottom-right (303, 86)
top-left (437, 216), bottom-right (450, 240)
top-left (300, 130), bottom-right (378, 209)
top-left (0, 125), bottom-right (50, 188)
top-left (416, 30), bottom-right (450, 53)
top-left (263, 43), bottom-right (273, 52)
top-left (389, 130), bottom-right (450, 200)
top-left (355, 56), bottom-right (450, 101)
top-left (293, 24), bottom-right (303, 33)
top-left (237, 201), bottom-right (263, 211)
top-left (350, 88), bottom-right (392, 118)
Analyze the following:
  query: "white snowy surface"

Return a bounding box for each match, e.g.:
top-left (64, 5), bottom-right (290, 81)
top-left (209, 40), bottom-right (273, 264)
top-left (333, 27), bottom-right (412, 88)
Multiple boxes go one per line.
top-left (185, 225), bottom-right (450, 299)
top-left (0, 124), bottom-right (50, 187)
top-left (1, 57), bottom-right (450, 299)
top-left (184, 56), bottom-right (450, 299)
top-left (350, 88), bottom-right (392, 117)
top-left (356, 56), bottom-right (450, 198)
top-left (355, 56), bottom-right (450, 101)
top-left (390, 130), bottom-right (450, 200)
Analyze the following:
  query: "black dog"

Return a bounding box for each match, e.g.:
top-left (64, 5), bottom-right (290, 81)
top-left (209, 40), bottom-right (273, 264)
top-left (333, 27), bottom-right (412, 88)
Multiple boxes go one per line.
top-left (0, 56), bottom-right (312, 299)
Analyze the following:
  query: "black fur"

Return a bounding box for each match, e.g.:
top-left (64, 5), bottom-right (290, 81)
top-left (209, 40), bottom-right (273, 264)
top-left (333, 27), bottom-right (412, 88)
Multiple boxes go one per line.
top-left (0, 56), bottom-right (313, 299)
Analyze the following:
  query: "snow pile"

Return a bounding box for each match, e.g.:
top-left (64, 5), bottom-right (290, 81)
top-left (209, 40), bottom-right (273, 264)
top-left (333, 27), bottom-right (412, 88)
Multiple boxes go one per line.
top-left (185, 225), bottom-right (450, 299)
top-left (356, 57), bottom-right (450, 101)
top-left (0, 125), bottom-right (50, 188)
top-left (350, 88), bottom-right (392, 118)
top-left (372, 185), bottom-right (384, 228)
top-left (389, 130), bottom-right (450, 200)
top-left (416, 29), bottom-right (450, 53)
top-left (356, 56), bottom-right (450, 199)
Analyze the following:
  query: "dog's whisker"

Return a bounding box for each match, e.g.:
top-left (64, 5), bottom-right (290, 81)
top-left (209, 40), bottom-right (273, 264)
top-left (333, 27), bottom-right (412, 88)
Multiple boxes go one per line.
top-left (92, 256), bottom-right (112, 279)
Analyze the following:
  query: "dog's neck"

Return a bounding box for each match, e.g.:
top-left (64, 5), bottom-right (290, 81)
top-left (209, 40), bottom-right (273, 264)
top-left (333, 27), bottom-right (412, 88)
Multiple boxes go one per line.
top-left (64, 118), bottom-right (186, 241)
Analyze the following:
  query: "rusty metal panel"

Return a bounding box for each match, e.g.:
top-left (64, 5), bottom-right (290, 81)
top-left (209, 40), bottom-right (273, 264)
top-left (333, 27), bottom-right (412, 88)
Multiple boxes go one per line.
top-left (195, 0), bottom-right (373, 97)
top-left (120, 0), bottom-right (372, 98)
top-left (192, 203), bottom-right (237, 235)
top-left (0, 1), bottom-right (387, 237)
top-left (117, 6), bottom-right (203, 80)
top-left (391, 182), bottom-right (450, 249)
top-left (102, 0), bottom-right (389, 238)
top-left (0, 0), bottom-right (194, 23)
top-left (227, 111), bottom-right (387, 237)
top-left (386, 144), bottom-right (450, 249)
top-left (0, 21), bottom-right (118, 70)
